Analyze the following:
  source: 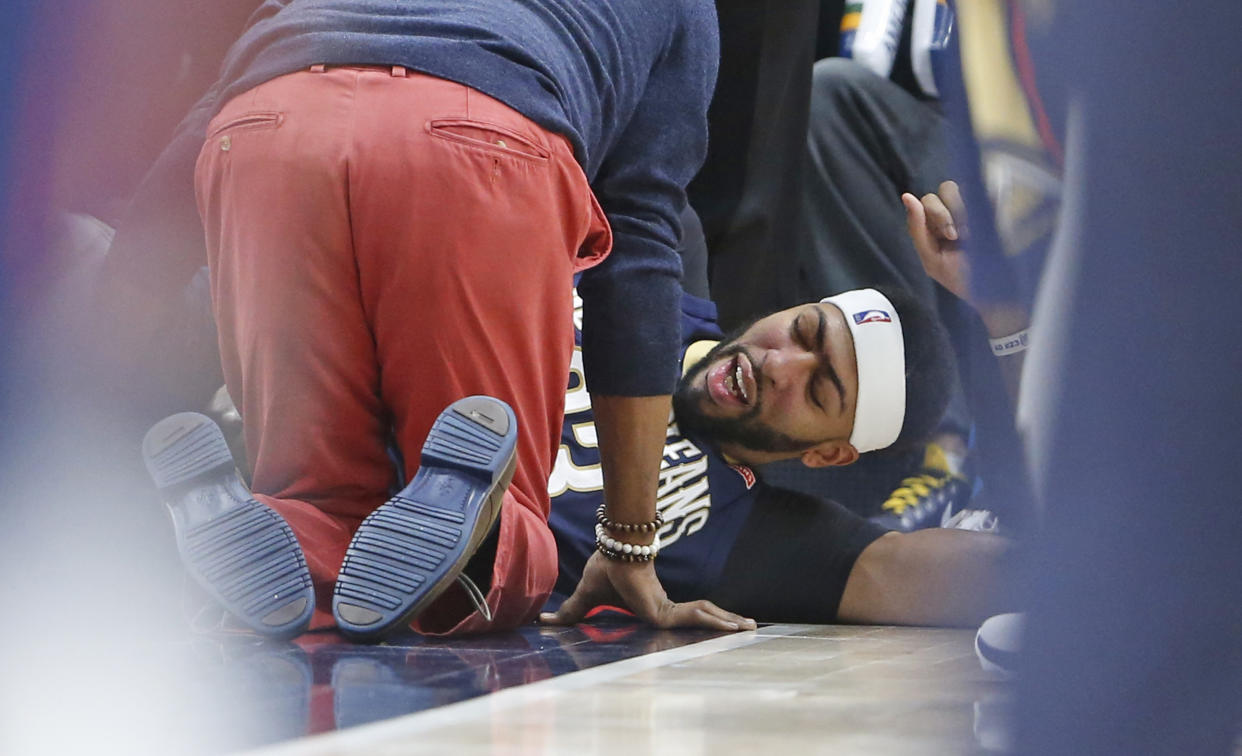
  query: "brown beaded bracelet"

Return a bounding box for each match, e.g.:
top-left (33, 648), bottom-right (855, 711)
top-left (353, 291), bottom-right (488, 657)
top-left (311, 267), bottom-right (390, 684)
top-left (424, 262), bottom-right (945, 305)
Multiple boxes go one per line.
top-left (595, 503), bottom-right (663, 534)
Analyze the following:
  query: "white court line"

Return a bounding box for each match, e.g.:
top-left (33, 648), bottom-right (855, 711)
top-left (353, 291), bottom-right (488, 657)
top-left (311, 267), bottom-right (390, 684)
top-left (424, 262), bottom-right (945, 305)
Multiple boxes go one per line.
top-left (246, 625), bottom-right (805, 756)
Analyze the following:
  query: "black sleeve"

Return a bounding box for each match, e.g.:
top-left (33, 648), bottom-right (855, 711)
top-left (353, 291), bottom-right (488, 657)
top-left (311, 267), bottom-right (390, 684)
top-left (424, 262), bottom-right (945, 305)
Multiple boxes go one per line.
top-left (707, 485), bottom-right (889, 623)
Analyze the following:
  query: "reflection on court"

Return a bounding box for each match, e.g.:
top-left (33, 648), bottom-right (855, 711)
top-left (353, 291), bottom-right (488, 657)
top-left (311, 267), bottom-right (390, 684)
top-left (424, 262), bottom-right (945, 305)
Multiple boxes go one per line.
top-left (224, 623), bottom-right (1006, 755)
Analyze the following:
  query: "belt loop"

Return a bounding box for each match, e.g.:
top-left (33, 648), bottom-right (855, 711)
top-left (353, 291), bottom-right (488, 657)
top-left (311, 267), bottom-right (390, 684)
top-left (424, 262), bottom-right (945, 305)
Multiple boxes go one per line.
top-left (391, 65), bottom-right (406, 78)
top-left (309, 64), bottom-right (326, 73)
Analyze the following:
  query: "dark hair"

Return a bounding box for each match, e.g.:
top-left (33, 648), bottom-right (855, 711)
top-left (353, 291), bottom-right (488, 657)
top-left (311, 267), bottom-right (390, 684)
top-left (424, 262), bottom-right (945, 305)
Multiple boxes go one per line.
top-left (873, 284), bottom-right (957, 452)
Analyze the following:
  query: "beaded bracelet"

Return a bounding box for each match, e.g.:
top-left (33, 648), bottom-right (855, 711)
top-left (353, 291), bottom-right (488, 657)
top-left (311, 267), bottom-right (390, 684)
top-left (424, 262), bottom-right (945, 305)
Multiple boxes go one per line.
top-left (595, 524), bottom-right (660, 562)
top-left (595, 503), bottom-right (664, 534)
top-left (597, 544), bottom-right (656, 563)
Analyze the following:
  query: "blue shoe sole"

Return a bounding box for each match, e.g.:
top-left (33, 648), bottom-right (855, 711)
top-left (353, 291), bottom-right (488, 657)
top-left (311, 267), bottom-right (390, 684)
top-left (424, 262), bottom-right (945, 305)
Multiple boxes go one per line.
top-left (332, 396), bottom-right (518, 641)
top-left (143, 412), bottom-right (314, 639)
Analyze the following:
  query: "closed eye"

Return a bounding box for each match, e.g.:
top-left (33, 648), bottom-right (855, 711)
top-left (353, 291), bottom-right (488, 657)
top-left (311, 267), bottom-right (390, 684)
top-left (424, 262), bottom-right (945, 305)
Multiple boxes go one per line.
top-left (792, 313), bottom-right (827, 411)
top-left (803, 308), bottom-right (847, 414)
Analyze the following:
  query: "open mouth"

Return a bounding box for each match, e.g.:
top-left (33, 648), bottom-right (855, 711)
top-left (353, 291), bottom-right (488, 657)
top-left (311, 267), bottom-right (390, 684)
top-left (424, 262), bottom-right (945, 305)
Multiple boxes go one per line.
top-left (706, 352), bottom-right (754, 408)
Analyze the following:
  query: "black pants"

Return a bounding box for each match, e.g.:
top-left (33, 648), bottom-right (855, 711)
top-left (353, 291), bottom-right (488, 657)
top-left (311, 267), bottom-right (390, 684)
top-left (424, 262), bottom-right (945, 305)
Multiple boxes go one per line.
top-left (689, 0), bottom-right (822, 330)
top-left (795, 58), bottom-right (948, 305)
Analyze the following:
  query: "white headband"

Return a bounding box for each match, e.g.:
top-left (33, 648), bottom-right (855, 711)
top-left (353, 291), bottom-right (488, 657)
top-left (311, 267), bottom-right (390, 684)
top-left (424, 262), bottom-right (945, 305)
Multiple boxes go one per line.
top-left (821, 289), bottom-right (906, 453)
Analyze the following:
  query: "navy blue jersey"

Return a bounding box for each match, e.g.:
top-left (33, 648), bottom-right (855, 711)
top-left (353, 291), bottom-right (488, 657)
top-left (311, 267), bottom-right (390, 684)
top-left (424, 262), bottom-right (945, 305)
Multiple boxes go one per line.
top-left (548, 289), bottom-right (761, 601)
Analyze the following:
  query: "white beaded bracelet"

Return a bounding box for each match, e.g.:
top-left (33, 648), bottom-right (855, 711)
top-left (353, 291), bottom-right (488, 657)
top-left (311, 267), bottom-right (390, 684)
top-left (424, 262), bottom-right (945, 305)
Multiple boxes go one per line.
top-left (595, 524), bottom-right (660, 560)
top-left (989, 328), bottom-right (1029, 357)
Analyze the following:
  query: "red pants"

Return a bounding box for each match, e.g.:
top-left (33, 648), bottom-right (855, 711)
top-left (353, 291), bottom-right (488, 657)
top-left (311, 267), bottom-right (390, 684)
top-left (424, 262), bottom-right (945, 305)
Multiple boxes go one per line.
top-left (195, 66), bottom-right (610, 635)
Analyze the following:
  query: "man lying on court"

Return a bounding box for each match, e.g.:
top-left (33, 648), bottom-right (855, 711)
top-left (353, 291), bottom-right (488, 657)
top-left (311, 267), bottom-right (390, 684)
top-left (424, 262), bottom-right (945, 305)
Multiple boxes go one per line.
top-left (176, 276), bottom-right (1012, 634)
top-left (540, 277), bottom-right (1014, 630)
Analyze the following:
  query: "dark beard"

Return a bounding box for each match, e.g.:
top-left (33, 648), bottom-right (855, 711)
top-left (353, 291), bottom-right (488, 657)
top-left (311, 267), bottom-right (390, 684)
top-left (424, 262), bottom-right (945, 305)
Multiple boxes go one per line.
top-left (672, 339), bottom-right (820, 454)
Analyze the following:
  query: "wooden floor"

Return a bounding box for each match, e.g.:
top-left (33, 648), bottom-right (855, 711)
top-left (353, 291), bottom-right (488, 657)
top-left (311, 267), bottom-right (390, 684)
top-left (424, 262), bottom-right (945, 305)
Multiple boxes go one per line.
top-left (252, 625), bottom-right (1005, 756)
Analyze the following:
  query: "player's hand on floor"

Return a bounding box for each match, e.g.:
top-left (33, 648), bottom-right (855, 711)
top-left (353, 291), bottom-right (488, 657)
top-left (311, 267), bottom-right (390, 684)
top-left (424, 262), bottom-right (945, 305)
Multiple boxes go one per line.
top-left (539, 551), bottom-right (757, 632)
top-left (902, 180), bottom-right (972, 303)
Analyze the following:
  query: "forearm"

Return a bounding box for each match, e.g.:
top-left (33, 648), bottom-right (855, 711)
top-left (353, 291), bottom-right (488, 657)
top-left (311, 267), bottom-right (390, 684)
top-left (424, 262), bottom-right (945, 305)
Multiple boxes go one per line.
top-left (975, 302), bottom-right (1030, 408)
top-left (837, 529), bottom-right (1018, 628)
top-left (543, 392), bottom-right (755, 632)
top-left (590, 394), bottom-right (671, 546)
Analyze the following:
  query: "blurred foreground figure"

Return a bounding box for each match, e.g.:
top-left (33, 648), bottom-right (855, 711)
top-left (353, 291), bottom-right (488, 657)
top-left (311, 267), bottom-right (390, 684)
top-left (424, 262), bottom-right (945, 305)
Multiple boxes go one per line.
top-left (1009, 3), bottom-right (1242, 753)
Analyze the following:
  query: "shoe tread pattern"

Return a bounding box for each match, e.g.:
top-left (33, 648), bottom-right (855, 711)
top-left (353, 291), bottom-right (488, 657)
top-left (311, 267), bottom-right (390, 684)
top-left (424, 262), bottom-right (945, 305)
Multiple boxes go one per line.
top-left (421, 407), bottom-right (507, 474)
top-left (184, 506), bottom-right (311, 611)
top-left (144, 415), bottom-right (235, 489)
top-left (333, 396), bottom-right (516, 640)
top-left (144, 412), bottom-right (314, 638)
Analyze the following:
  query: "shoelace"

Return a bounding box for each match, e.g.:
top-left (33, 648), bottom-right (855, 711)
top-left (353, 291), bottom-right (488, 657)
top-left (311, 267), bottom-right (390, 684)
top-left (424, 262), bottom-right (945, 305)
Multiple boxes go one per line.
top-left (880, 472), bottom-right (955, 515)
top-left (456, 573), bottom-right (493, 623)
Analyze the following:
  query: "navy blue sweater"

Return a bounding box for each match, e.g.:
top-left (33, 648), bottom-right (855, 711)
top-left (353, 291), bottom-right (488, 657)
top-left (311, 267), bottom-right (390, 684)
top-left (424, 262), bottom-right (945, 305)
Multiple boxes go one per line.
top-left (207, 0), bottom-right (719, 396)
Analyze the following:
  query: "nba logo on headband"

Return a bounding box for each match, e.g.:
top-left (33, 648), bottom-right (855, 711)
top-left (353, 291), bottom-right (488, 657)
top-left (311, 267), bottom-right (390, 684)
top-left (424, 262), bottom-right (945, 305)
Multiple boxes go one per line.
top-left (853, 309), bottom-right (892, 325)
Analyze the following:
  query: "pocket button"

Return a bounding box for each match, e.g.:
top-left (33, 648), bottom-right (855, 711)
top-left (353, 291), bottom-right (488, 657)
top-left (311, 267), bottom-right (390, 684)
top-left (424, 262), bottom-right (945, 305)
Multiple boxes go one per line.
top-left (221, 136), bottom-right (232, 152)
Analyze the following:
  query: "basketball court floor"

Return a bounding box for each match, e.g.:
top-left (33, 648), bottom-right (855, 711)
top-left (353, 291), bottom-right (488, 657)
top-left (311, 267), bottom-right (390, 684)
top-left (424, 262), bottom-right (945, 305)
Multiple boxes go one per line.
top-left (0, 407), bottom-right (1009, 756)
top-left (152, 622), bottom-right (1006, 755)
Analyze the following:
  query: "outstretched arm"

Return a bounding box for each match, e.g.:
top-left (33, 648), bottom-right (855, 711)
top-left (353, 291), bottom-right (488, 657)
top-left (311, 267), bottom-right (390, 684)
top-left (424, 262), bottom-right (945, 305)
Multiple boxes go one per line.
top-left (838, 528), bottom-right (1017, 628)
top-left (543, 7), bottom-right (754, 633)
